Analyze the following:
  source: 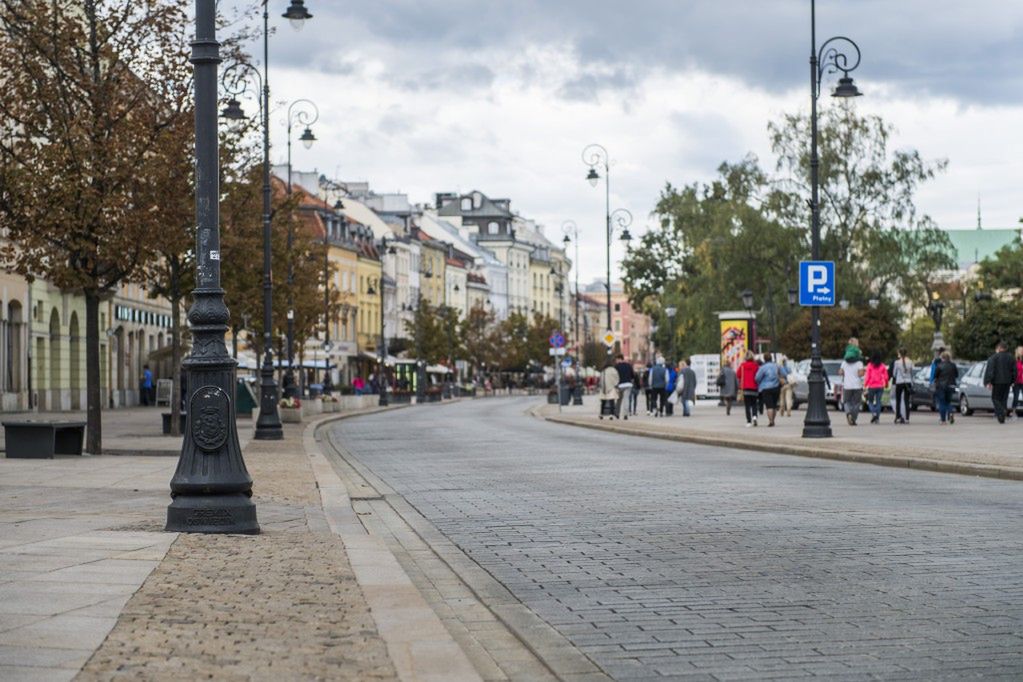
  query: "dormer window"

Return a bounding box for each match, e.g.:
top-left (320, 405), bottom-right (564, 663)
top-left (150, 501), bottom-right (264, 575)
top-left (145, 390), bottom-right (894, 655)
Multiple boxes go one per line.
top-left (488, 221), bottom-right (499, 235)
top-left (472, 192), bottom-right (482, 209)
top-left (460, 197), bottom-right (472, 212)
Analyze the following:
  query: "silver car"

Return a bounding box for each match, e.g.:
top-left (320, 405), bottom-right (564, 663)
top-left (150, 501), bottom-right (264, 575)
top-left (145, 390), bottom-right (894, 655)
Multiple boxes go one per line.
top-left (958, 361), bottom-right (999, 416)
top-left (792, 359), bottom-right (843, 410)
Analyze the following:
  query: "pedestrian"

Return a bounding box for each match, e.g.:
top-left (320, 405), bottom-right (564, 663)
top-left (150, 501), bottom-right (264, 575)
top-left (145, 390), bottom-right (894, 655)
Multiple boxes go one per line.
top-left (983, 341), bottom-right (1015, 424)
top-left (353, 375), bottom-right (365, 395)
top-left (140, 364), bottom-right (153, 406)
top-left (1014, 346), bottom-right (1023, 419)
top-left (677, 358), bottom-right (697, 417)
top-left (933, 351), bottom-right (959, 425)
top-left (778, 355), bottom-right (794, 417)
top-left (613, 353), bottom-right (635, 420)
top-left (863, 352), bottom-right (889, 424)
top-left (737, 350), bottom-right (760, 427)
top-left (716, 363), bottom-right (738, 416)
top-left (629, 365), bottom-right (642, 416)
top-left (642, 362), bottom-right (655, 415)
top-left (891, 347), bottom-right (915, 424)
top-left (665, 361), bottom-right (678, 416)
top-left (598, 360), bottom-right (620, 420)
top-left (844, 337), bottom-right (863, 363)
top-left (648, 357), bottom-right (669, 417)
top-left (754, 352), bottom-right (786, 427)
top-left (839, 352), bottom-right (865, 425)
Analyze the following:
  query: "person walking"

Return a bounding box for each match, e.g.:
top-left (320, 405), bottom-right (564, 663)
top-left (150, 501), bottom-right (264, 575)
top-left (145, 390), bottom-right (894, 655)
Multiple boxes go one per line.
top-left (628, 365), bottom-right (642, 416)
top-left (839, 352), bottom-right (865, 426)
top-left (754, 352), bottom-right (786, 427)
top-left (613, 353), bottom-right (635, 420)
top-left (863, 352), bottom-right (889, 424)
top-left (983, 341), bottom-right (1015, 424)
top-left (737, 350), bottom-right (760, 427)
top-left (891, 347), bottom-right (915, 424)
top-left (598, 360), bottom-right (620, 420)
top-left (665, 361), bottom-right (678, 416)
top-left (1013, 346), bottom-right (1023, 419)
top-left (676, 358), bottom-right (697, 417)
top-left (140, 364), bottom-right (154, 406)
top-left (777, 355), bottom-right (794, 417)
top-left (716, 363), bottom-right (738, 416)
top-left (642, 362), bottom-right (654, 415)
top-left (933, 351), bottom-right (959, 425)
top-left (648, 357), bottom-right (668, 417)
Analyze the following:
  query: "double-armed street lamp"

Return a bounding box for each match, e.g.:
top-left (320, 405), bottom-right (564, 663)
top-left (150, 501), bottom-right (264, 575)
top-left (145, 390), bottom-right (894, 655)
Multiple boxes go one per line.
top-left (582, 144), bottom-right (633, 352)
top-left (802, 0), bottom-right (863, 439)
top-left (282, 98), bottom-right (319, 397)
top-left (219, 0), bottom-right (313, 439)
top-left (168, 0), bottom-right (283, 533)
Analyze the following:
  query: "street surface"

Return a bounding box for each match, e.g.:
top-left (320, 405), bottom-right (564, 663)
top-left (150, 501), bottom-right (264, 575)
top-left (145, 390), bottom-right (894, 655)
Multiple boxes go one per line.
top-left (332, 397), bottom-right (1023, 680)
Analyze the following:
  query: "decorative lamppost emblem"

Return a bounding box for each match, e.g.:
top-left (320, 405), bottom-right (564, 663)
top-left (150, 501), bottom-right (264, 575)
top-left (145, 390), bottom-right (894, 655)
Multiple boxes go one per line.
top-left (190, 386), bottom-right (230, 452)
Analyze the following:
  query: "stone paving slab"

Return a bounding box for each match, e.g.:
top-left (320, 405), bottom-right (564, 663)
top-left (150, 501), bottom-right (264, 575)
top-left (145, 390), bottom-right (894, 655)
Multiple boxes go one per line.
top-left (542, 397), bottom-right (1023, 480)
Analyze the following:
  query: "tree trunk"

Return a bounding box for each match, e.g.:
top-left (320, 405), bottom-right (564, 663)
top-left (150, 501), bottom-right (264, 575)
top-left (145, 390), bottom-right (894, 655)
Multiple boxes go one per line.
top-left (169, 258), bottom-right (182, 437)
top-left (84, 290), bottom-right (102, 454)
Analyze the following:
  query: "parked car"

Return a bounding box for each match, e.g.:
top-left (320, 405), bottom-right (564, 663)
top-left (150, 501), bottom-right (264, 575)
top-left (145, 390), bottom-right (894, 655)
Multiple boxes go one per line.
top-left (957, 360), bottom-right (1002, 416)
top-left (792, 359), bottom-right (843, 410)
top-left (910, 362), bottom-right (970, 411)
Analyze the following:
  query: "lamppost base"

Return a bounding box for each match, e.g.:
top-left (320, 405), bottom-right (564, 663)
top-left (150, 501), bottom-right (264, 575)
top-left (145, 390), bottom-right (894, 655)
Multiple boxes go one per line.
top-left (254, 423), bottom-right (284, 440)
top-left (254, 365), bottom-right (283, 441)
top-left (378, 394), bottom-right (389, 407)
top-left (801, 423), bottom-right (833, 438)
top-left (166, 492), bottom-right (259, 534)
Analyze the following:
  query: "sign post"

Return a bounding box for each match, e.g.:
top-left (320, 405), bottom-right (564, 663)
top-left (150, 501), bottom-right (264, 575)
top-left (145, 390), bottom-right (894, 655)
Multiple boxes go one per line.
top-left (549, 332), bottom-right (567, 412)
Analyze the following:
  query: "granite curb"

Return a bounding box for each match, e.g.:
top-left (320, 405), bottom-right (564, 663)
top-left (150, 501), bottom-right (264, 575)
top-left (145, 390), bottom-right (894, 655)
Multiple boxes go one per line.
top-left (303, 406), bottom-right (483, 682)
top-left (539, 408), bottom-right (1023, 482)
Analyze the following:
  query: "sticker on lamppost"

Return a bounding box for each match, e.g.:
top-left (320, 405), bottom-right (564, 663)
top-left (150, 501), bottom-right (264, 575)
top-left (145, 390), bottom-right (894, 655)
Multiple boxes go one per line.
top-left (602, 330), bottom-right (617, 348)
top-left (799, 261), bottom-right (836, 307)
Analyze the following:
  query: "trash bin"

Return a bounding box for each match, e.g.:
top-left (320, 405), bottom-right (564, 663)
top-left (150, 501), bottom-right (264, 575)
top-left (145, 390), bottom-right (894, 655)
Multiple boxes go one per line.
top-left (572, 385), bottom-right (584, 405)
top-left (308, 384), bottom-right (323, 399)
top-left (559, 385), bottom-right (571, 405)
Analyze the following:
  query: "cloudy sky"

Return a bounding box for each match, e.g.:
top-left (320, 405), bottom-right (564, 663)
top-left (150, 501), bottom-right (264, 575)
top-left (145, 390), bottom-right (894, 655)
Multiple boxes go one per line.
top-left (224, 0), bottom-right (1023, 283)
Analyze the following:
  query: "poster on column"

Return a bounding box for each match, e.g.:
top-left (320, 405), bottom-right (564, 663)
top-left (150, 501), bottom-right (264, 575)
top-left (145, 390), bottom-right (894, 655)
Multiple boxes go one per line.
top-left (720, 318), bottom-right (751, 371)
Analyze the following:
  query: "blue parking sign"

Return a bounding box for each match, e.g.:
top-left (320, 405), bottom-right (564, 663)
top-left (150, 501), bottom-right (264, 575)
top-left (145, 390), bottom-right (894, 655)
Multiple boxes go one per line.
top-left (799, 261), bottom-right (836, 306)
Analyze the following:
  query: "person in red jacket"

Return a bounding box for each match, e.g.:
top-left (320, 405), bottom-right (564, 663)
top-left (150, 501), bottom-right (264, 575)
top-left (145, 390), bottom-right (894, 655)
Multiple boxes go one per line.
top-left (737, 350), bottom-right (760, 427)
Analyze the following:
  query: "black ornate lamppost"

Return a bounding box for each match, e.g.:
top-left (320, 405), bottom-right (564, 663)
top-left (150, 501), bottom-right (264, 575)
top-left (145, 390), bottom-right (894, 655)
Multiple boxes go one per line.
top-left (283, 98), bottom-right (318, 398)
top-left (802, 0), bottom-right (863, 439)
top-left (367, 237), bottom-right (396, 406)
top-left (167, 0), bottom-right (258, 533)
top-left (561, 220), bottom-right (580, 353)
top-left (582, 144), bottom-right (633, 353)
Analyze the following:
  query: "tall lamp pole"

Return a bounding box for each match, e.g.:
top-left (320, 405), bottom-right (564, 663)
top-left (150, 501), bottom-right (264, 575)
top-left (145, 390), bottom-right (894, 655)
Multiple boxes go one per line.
top-left (283, 98), bottom-right (318, 397)
top-left (372, 237), bottom-right (396, 406)
top-left (561, 220), bottom-right (580, 353)
top-left (168, 0), bottom-right (258, 533)
top-left (582, 145), bottom-right (633, 351)
top-left (664, 306), bottom-right (677, 365)
top-left (802, 0), bottom-right (862, 439)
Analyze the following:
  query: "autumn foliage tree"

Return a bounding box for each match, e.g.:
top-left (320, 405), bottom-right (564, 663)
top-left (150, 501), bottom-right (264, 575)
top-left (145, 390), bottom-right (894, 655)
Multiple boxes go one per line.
top-left (0, 0), bottom-right (193, 452)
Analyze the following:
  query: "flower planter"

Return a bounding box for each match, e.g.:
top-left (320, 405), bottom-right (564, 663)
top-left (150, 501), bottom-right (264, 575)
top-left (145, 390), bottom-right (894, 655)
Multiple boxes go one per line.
top-left (323, 401), bottom-right (340, 413)
top-left (280, 406), bottom-right (302, 423)
top-left (303, 398), bottom-right (323, 417)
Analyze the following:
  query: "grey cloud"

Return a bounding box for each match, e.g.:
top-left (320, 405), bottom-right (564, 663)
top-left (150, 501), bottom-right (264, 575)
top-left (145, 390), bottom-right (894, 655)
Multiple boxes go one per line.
top-left (388, 62), bottom-right (495, 92)
top-left (557, 68), bottom-right (639, 102)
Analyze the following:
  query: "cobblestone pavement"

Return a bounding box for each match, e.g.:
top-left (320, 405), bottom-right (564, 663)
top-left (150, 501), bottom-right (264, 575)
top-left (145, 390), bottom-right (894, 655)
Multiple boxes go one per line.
top-left (77, 427), bottom-right (397, 681)
top-left (331, 397), bottom-right (1023, 680)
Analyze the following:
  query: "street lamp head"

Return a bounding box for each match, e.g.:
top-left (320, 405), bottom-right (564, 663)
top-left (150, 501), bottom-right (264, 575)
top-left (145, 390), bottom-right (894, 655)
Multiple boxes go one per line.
top-left (740, 289), bottom-right (754, 311)
top-left (220, 98), bottom-right (246, 121)
top-left (832, 75), bottom-right (863, 98)
top-left (299, 126), bottom-right (316, 149)
top-left (664, 306), bottom-right (677, 319)
top-left (562, 234), bottom-right (571, 245)
top-left (620, 228), bottom-right (632, 243)
top-left (868, 298), bottom-right (880, 309)
top-left (787, 287), bottom-right (798, 306)
top-left (586, 167), bottom-right (600, 187)
top-left (333, 199), bottom-right (344, 211)
top-left (839, 299), bottom-right (850, 310)
top-left (282, 0), bottom-right (313, 31)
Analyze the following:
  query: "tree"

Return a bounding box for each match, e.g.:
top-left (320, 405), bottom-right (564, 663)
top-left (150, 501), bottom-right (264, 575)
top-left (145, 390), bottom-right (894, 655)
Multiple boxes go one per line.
top-left (768, 105), bottom-right (955, 304)
top-left (977, 238), bottom-right (1023, 293)
top-left (459, 303), bottom-right (496, 377)
top-left (0, 0), bottom-right (192, 453)
top-left (404, 298), bottom-right (447, 365)
top-left (779, 307), bottom-right (899, 360)
top-left (949, 300), bottom-right (1023, 361)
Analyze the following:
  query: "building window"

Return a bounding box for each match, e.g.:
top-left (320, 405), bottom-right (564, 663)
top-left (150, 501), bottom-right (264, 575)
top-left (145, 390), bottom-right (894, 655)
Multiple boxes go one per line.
top-left (615, 320), bottom-right (621, 331)
top-left (614, 303), bottom-right (621, 312)
top-left (461, 197), bottom-right (472, 212)
top-left (488, 221), bottom-right (499, 235)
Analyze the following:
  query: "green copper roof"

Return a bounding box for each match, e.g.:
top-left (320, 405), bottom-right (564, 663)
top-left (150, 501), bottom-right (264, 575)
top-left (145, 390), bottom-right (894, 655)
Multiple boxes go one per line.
top-left (943, 228), bottom-right (1021, 269)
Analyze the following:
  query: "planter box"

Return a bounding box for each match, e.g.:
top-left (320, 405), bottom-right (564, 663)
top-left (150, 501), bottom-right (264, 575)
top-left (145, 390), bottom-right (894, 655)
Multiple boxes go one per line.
top-left (322, 401), bottom-right (340, 413)
top-left (303, 398), bottom-right (323, 417)
top-left (280, 407), bottom-right (302, 423)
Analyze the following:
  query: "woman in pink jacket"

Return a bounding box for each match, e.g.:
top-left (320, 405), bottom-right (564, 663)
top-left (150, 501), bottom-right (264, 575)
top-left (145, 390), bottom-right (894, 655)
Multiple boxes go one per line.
top-left (864, 352), bottom-right (889, 424)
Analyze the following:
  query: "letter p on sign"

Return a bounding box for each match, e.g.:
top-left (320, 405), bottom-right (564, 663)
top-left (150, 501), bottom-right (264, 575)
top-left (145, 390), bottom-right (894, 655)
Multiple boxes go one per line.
top-left (807, 265), bottom-right (827, 291)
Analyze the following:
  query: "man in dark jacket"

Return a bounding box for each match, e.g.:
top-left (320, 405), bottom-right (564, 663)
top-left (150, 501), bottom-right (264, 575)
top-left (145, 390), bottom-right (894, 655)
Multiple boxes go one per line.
top-left (678, 358), bottom-right (698, 417)
top-left (613, 354), bottom-right (635, 419)
top-left (984, 341), bottom-right (1016, 423)
top-left (648, 356), bottom-right (668, 416)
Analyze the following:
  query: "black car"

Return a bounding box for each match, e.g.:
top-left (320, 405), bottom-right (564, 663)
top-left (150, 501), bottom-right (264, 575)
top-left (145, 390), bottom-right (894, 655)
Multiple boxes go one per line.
top-left (910, 363), bottom-right (971, 411)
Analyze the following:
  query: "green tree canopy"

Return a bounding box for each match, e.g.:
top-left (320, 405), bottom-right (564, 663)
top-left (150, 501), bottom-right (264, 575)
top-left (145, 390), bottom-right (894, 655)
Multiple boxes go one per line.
top-left (949, 300), bottom-right (1023, 361)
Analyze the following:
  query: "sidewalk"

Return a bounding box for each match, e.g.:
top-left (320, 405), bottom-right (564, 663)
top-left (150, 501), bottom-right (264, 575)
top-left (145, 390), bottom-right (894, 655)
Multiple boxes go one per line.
top-left (541, 397), bottom-right (1023, 480)
top-left (0, 408), bottom-right (479, 681)
top-left (0, 407), bottom-right (252, 456)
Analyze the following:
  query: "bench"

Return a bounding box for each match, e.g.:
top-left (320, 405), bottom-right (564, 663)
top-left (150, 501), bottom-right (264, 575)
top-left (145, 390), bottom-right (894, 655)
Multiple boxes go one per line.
top-left (2, 421), bottom-right (86, 459)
